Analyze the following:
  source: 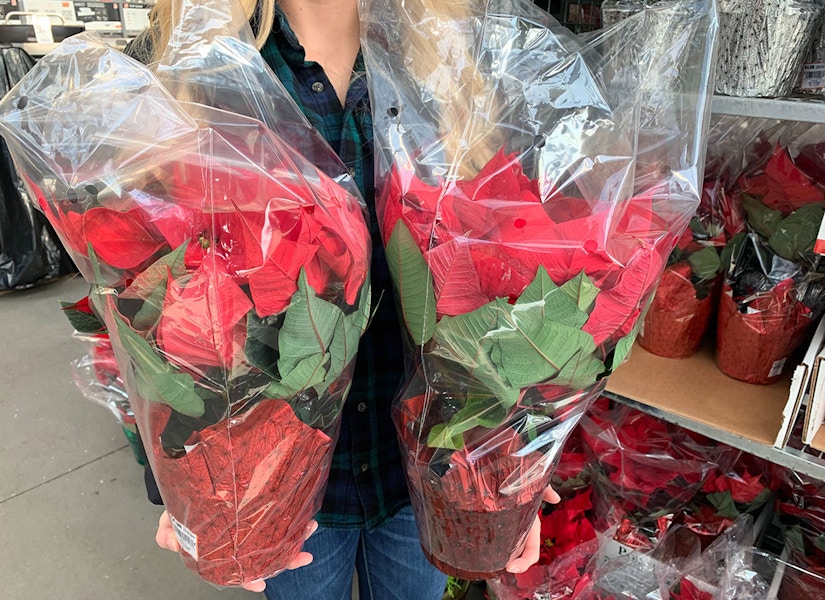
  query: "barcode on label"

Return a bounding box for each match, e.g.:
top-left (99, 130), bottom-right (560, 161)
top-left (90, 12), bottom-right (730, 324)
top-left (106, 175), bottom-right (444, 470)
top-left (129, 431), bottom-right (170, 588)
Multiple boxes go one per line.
top-left (801, 62), bottom-right (825, 90)
top-left (169, 514), bottom-right (198, 560)
top-left (769, 357), bottom-right (787, 378)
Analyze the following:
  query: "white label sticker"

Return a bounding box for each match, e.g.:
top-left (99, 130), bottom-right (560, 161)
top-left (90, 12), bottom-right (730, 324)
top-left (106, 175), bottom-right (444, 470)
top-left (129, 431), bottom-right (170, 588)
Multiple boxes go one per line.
top-left (801, 62), bottom-right (825, 91)
top-left (31, 14), bottom-right (54, 43)
top-left (169, 514), bottom-right (198, 560)
top-left (598, 537), bottom-right (637, 564)
top-left (815, 211), bottom-right (825, 255)
top-left (769, 357), bottom-right (787, 378)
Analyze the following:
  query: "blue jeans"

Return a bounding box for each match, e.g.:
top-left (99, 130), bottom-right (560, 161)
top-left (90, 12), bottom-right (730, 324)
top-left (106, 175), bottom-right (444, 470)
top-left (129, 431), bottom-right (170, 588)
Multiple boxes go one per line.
top-left (263, 506), bottom-right (447, 600)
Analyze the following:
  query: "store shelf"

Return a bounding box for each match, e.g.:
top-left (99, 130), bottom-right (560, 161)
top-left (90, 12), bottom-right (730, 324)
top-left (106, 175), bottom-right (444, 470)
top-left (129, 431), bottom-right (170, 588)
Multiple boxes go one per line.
top-left (604, 343), bottom-right (825, 481)
top-left (711, 94), bottom-right (825, 124)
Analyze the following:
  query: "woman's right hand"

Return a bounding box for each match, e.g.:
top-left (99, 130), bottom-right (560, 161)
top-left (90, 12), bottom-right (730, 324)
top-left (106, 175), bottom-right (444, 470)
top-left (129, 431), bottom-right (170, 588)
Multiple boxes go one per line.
top-left (155, 510), bottom-right (316, 592)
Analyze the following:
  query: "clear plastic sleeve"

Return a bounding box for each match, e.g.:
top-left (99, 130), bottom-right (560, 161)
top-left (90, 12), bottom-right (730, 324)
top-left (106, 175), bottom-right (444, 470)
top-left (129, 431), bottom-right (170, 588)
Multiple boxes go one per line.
top-left (360, 0), bottom-right (717, 579)
top-left (0, 0), bottom-right (371, 587)
top-left (580, 401), bottom-right (732, 544)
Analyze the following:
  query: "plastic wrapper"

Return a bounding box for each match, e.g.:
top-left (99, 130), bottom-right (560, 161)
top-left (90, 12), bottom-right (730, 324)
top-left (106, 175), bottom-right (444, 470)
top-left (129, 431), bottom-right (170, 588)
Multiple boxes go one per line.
top-left (487, 429), bottom-right (597, 600)
top-left (599, 0), bottom-right (648, 27)
top-left (361, 0), bottom-right (717, 579)
top-left (0, 0), bottom-right (371, 587)
top-left (683, 453), bottom-right (776, 551)
top-left (715, 0), bottom-right (825, 98)
top-left (715, 233), bottom-right (824, 384)
top-left (775, 473), bottom-right (825, 600)
top-left (70, 332), bottom-right (132, 429)
top-left (580, 400), bottom-right (735, 547)
top-left (0, 46), bottom-right (73, 290)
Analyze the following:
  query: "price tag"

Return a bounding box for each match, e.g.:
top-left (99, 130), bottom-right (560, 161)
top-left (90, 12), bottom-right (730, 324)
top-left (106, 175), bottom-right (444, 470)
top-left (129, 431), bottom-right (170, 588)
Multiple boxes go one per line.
top-left (800, 62), bottom-right (825, 92)
top-left (31, 14), bottom-right (54, 44)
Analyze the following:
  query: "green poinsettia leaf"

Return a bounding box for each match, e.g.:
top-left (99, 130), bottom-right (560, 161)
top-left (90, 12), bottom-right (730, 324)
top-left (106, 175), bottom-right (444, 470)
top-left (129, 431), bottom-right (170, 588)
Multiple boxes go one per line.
top-left (268, 353), bottom-right (329, 398)
top-left (741, 194), bottom-right (782, 238)
top-left (770, 203), bottom-right (825, 261)
top-left (785, 525), bottom-right (805, 555)
top-left (111, 311), bottom-right (204, 418)
top-left (814, 533), bottom-right (825, 554)
top-left (689, 216), bottom-right (708, 237)
top-left (555, 348), bottom-right (606, 389)
top-left (707, 490), bottom-right (740, 519)
top-left (719, 232), bottom-right (746, 273)
top-left (122, 243), bottom-right (188, 331)
top-left (426, 423), bottom-right (465, 450)
top-left (688, 246), bottom-right (721, 282)
top-left (516, 267), bottom-right (589, 329)
top-left (446, 393), bottom-right (509, 434)
top-left (559, 270), bottom-right (600, 314)
top-left (318, 279), bottom-right (371, 397)
top-left (433, 297), bottom-right (514, 399)
top-left (385, 220), bottom-right (436, 345)
top-left (60, 300), bottom-right (106, 333)
top-left (278, 269), bottom-right (341, 376)
top-left (245, 312), bottom-right (281, 379)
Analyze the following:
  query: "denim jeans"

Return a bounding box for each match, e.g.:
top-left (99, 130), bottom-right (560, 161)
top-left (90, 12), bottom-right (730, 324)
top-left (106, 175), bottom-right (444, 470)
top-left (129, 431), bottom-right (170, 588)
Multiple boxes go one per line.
top-left (263, 505), bottom-right (447, 600)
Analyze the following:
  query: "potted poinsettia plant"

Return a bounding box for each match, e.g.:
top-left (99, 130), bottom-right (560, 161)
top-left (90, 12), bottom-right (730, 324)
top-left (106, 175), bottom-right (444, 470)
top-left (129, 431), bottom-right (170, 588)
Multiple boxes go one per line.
top-left (637, 213), bottom-right (724, 359)
top-left (361, 0), bottom-right (718, 580)
top-left (0, 27), bottom-right (371, 587)
top-left (714, 138), bottom-right (825, 384)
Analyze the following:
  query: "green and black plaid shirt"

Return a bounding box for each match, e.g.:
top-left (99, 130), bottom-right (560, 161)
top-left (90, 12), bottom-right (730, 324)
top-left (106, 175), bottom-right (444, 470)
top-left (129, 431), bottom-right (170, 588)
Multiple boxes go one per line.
top-left (261, 10), bottom-right (410, 530)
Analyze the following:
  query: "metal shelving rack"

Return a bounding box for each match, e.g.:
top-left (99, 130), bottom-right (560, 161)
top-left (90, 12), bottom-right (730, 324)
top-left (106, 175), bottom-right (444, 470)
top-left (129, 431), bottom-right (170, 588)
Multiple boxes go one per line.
top-left (603, 391), bottom-right (825, 481)
top-left (712, 95), bottom-right (825, 124)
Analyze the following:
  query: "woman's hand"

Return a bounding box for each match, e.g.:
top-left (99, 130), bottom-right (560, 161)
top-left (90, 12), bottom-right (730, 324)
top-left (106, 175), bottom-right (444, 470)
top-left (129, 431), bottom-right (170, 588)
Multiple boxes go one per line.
top-left (155, 510), bottom-right (317, 592)
top-left (504, 486), bottom-right (561, 574)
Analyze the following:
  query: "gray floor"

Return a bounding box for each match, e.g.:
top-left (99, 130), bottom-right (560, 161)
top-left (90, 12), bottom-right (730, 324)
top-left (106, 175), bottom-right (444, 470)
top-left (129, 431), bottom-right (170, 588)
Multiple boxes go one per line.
top-left (1, 275), bottom-right (258, 599)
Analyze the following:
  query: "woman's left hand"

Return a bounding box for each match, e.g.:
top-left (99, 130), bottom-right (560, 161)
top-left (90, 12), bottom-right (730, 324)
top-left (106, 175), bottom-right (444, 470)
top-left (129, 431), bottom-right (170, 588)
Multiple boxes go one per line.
top-left (504, 486), bottom-right (561, 574)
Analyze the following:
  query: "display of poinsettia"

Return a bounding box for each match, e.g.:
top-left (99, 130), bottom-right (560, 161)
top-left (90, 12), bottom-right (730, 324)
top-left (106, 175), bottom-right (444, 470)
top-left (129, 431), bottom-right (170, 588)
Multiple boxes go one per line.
top-left (579, 400), bottom-right (723, 549)
top-left (737, 143), bottom-right (825, 215)
top-left (0, 34), bottom-right (371, 587)
top-left (362, 0), bottom-right (716, 581)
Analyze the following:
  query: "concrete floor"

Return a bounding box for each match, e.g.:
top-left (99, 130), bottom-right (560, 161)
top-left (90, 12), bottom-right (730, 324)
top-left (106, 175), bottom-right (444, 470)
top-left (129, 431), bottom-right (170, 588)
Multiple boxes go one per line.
top-left (1, 275), bottom-right (257, 599)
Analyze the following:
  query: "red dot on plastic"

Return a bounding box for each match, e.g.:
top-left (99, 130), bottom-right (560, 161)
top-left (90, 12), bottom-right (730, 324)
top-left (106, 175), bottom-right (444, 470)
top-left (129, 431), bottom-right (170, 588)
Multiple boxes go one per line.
top-left (584, 240), bottom-right (597, 252)
top-left (513, 218), bottom-right (526, 229)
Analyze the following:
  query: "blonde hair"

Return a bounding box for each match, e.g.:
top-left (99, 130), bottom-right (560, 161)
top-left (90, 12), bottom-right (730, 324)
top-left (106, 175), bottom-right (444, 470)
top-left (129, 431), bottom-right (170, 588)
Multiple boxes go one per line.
top-left (147, 0), bottom-right (275, 60)
top-left (146, 0), bottom-right (498, 179)
top-left (398, 0), bottom-right (501, 179)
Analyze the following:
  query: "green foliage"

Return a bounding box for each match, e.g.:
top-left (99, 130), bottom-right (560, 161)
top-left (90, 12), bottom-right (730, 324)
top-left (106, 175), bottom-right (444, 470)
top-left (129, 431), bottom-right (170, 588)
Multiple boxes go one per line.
top-left (770, 203), bottom-right (824, 261)
top-left (111, 309), bottom-right (205, 418)
top-left (427, 269), bottom-right (605, 448)
top-left (741, 193), bottom-right (782, 238)
top-left (385, 221), bottom-right (436, 345)
top-left (688, 245), bottom-right (722, 282)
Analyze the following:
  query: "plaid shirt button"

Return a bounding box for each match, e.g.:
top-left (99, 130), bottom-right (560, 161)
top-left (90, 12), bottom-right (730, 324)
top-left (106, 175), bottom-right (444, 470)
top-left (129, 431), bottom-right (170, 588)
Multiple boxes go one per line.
top-left (357, 402), bottom-right (367, 412)
top-left (311, 81), bottom-right (325, 92)
top-left (360, 463), bottom-right (369, 473)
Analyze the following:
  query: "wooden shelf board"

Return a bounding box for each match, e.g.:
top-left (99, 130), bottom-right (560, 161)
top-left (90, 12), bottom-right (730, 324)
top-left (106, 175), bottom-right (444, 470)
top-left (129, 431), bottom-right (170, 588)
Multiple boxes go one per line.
top-left (605, 343), bottom-right (792, 447)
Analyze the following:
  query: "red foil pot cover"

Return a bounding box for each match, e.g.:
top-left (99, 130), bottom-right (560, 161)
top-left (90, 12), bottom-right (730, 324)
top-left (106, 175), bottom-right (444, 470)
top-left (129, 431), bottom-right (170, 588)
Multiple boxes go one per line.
top-left (148, 399), bottom-right (334, 586)
top-left (637, 264), bottom-right (717, 359)
top-left (715, 284), bottom-right (814, 385)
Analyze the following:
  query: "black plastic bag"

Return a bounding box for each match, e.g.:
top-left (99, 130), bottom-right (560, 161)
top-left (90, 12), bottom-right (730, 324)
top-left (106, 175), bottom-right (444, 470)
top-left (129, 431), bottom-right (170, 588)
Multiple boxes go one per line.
top-left (0, 47), bottom-right (73, 290)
